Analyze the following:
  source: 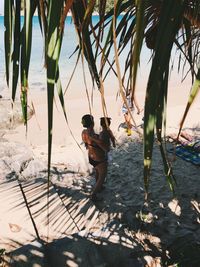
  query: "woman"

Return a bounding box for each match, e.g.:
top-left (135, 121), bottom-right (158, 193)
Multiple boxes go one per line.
top-left (122, 91), bottom-right (141, 136)
top-left (81, 114), bottom-right (108, 201)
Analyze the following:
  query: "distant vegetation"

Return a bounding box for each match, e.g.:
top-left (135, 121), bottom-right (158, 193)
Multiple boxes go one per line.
top-left (105, 0), bottom-right (115, 12)
top-left (21, 0), bottom-right (24, 10)
top-left (20, 0), bottom-right (116, 13)
top-left (95, 0), bottom-right (114, 12)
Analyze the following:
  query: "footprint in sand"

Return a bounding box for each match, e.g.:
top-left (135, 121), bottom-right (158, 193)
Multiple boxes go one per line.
top-left (9, 223), bottom-right (22, 233)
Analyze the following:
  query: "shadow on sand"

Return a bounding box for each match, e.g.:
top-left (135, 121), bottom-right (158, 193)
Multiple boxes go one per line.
top-left (1, 138), bottom-right (200, 266)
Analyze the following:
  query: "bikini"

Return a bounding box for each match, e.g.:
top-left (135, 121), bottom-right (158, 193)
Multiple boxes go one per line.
top-left (87, 143), bottom-right (107, 167)
top-left (89, 157), bottom-right (106, 167)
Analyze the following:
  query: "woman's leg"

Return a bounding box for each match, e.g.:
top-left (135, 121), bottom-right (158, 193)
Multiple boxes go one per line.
top-left (91, 161), bottom-right (107, 198)
top-left (124, 112), bottom-right (132, 135)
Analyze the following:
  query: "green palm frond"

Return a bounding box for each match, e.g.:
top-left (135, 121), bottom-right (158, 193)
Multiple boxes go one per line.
top-left (156, 67), bottom-right (176, 194)
top-left (12, 0), bottom-right (21, 102)
top-left (178, 68), bottom-right (200, 137)
top-left (4, 0), bottom-right (13, 87)
top-left (20, 0), bottom-right (33, 127)
top-left (130, 0), bottom-right (146, 100)
top-left (46, 0), bottom-right (65, 178)
top-left (143, 0), bottom-right (185, 196)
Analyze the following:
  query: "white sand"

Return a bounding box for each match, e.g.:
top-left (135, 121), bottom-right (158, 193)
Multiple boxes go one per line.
top-left (4, 73), bottom-right (200, 167)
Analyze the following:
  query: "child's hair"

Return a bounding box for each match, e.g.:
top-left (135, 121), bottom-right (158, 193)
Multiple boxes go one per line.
top-left (81, 114), bottom-right (94, 128)
top-left (100, 117), bottom-right (111, 127)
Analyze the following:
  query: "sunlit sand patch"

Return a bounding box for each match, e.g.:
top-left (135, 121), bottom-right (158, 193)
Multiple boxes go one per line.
top-left (168, 199), bottom-right (181, 216)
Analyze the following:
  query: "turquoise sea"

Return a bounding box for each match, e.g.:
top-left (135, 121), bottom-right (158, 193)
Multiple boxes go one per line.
top-left (0, 15), bottom-right (151, 95)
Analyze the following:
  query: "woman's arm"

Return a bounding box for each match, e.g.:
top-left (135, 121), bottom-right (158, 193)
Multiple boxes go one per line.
top-left (81, 131), bottom-right (88, 149)
top-left (89, 134), bottom-right (109, 152)
top-left (133, 97), bottom-right (141, 114)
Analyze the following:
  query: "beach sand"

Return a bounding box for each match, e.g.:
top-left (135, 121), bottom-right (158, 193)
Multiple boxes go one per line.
top-left (1, 76), bottom-right (200, 266)
top-left (3, 74), bottom-right (200, 167)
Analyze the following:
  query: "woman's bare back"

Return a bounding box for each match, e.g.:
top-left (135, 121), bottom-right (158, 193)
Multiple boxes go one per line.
top-left (82, 129), bottom-right (106, 162)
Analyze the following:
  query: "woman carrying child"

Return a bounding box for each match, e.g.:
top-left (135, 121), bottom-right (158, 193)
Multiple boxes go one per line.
top-left (81, 114), bottom-right (108, 201)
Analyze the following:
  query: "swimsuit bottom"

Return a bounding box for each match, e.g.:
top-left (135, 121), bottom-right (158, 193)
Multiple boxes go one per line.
top-left (122, 106), bottom-right (134, 114)
top-left (89, 157), bottom-right (107, 167)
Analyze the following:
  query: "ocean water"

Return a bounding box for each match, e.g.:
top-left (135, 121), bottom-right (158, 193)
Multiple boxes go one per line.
top-left (0, 16), bottom-right (91, 93)
top-left (0, 15), bottom-right (152, 97)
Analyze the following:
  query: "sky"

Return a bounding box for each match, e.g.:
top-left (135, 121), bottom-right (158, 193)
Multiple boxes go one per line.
top-left (0, 1), bottom-right (3, 14)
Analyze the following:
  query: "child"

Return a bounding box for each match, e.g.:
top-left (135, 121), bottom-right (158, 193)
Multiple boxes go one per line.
top-left (99, 117), bottom-right (116, 158)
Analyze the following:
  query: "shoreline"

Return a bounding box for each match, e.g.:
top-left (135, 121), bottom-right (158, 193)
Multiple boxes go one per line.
top-left (0, 11), bottom-right (101, 17)
top-left (2, 79), bottom-right (200, 168)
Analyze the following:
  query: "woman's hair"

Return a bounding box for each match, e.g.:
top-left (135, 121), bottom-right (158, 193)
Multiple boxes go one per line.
top-left (100, 117), bottom-right (111, 127)
top-left (81, 114), bottom-right (94, 128)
